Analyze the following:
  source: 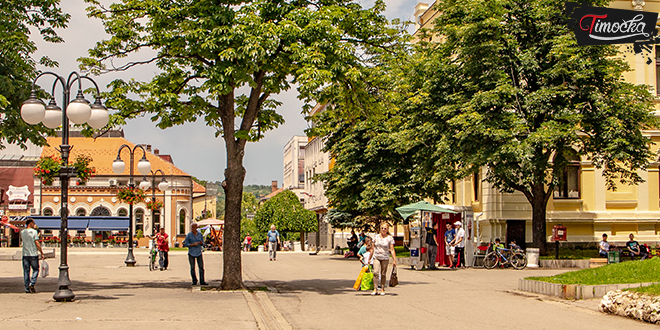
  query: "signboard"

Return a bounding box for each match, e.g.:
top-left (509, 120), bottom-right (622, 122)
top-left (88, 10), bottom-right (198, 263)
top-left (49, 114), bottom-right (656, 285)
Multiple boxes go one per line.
top-left (8, 204), bottom-right (27, 210)
top-left (6, 185), bottom-right (30, 201)
top-left (567, 2), bottom-right (658, 46)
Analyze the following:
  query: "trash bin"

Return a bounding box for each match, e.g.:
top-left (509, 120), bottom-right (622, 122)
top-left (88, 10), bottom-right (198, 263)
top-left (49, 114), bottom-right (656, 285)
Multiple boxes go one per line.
top-left (608, 250), bottom-right (620, 264)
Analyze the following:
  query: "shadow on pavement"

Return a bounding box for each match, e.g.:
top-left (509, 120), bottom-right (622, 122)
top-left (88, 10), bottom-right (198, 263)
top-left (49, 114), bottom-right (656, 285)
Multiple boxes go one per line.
top-left (0, 276), bottom-right (192, 294)
top-left (261, 278), bottom-right (428, 295)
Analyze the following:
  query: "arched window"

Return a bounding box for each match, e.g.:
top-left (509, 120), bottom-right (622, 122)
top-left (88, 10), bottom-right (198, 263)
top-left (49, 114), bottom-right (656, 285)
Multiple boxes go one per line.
top-left (91, 206), bottom-right (111, 216)
top-left (554, 150), bottom-right (580, 199)
top-left (179, 209), bottom-right (186, 235)
top-left (76, 208), bottom-right (87, 217)
top-left (135, 209), bottom-right (144, 234)
top-left (118, 208), bottom-right (128, 217)
top-left (43, 208), bottom-right (53, 216)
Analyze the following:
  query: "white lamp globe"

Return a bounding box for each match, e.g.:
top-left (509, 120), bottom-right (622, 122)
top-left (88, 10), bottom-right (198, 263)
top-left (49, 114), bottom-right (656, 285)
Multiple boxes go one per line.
top-left (112, 159), bottom-right (125, 174)
top-left (158, 180), bottom-right (169, 191)
top-left (137, 158), bottom-right (151, 176)
top-left (139, 180), bottom-right (150, 190)
top-left (20, 93), bottom-right (46, 125)
top-left (43, 99), bottom-right (63, 128)
top-left (66, 92), bottom-right (91, 124)
top-left (88, 98), bottom-right (109, 129)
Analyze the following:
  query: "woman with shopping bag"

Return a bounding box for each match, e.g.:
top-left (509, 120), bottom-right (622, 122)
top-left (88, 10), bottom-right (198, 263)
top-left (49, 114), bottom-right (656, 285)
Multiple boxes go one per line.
top-left (372, 223), bottom-right (397, 296)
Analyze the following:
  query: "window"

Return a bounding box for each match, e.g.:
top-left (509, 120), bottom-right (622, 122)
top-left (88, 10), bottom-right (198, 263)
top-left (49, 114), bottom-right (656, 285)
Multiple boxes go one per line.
top-left (451, 180), bottom-right (456, 204)
top-left (554, 150), bottom-right (581, 199)
top-left (76, 208), bottom-right (86, 217)
top-left (179, 209), bottom-right (186, 235)
top-left (91, 207), bottom-right (110, 216)
top-left (118, 208), bottom-right (128, 217)
top-left (473, 171), bottom-right (480, 201)
top-left (153, 211), bottom-right (161, 232)
top-left (43, 208), bottom-right (53, 216)
top-left (135, 209), bottom-right (144, 234)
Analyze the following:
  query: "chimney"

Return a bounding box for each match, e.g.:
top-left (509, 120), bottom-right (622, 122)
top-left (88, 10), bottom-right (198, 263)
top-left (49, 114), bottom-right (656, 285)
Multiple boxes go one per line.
top-left (146, 144), bottom-right (152, 152)
top-left (154, 149), bottom-right (159, 155)
top-left (271, 181), bottom-right (278, 193)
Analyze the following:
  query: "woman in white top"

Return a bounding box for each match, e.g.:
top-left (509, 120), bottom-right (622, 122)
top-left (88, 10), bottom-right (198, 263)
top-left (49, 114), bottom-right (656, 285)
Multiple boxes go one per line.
top-left (372, 223), bottom-right (397, 296)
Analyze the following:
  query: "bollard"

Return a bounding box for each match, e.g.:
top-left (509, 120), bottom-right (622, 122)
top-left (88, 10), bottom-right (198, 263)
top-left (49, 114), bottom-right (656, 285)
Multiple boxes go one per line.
top-left (526, 247), bottom-right (540, 268)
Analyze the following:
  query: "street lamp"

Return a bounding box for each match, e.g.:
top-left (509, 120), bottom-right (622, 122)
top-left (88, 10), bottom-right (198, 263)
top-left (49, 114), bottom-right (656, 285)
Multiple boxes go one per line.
top-left (139, 169), bottom-right (169, 236)
top-left (21, 71), bottom-right (109, 302)
top-left (112, 145), bottom-right (151, 266)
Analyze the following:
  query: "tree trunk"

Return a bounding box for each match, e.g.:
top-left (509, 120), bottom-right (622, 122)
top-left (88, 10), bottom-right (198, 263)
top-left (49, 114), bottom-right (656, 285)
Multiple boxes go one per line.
top-left (530, 183), bottom-right (549, 255)
top-left (221, 153), bottom-right (246, 290)
top-left (300, 230), bottom-right (305, 251)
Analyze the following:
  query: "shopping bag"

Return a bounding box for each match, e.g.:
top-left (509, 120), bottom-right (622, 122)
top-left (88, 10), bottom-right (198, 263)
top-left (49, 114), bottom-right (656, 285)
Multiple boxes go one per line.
top-left (40, 260), bottom-right (49, 278)
top-left (361, 272), bottom-right (374, 291)
top-left (353, 265), bottom-right (368, 290)
top-left (389, 265), bottom-right (398, 287)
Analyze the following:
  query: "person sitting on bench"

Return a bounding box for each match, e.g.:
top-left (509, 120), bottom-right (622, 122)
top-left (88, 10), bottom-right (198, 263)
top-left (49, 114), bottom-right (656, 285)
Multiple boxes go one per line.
top-left (626, 233), bottom-right (647, 260)
top-left (599, 233), bottom-right (609, 258)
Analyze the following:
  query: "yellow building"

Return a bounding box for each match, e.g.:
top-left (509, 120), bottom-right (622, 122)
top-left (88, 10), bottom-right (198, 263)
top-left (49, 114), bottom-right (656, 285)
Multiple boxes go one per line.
top-left (413, 1), bottom-right (660, 246)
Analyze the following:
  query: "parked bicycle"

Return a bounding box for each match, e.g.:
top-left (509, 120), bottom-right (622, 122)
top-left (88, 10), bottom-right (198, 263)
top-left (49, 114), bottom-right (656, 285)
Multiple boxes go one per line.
top-left (483, 244), bottom-right (527, 270)
top-left (148, 237), bottom-right (159, 271)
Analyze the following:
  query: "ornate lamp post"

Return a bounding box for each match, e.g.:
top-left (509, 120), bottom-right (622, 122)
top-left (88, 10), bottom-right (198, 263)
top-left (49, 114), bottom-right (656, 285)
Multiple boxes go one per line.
top-left (112, 145), bottom-right (151, 266)
top-left (21, 71), bottom-right (109, 302)
top-left (138, 169), bottom-right (169, 236)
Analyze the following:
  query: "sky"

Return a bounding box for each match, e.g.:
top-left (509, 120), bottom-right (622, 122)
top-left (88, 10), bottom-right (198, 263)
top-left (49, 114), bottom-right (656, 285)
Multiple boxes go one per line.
top-left (31, 0), bottom-right (420, 186)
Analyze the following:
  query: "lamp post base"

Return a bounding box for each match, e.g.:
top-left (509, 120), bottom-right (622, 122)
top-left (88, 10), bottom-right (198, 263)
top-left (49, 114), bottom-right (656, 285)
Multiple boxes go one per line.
top-left (53, 265), bottom-right (75, 302)
top-left (125, 249), bottom-right (136, 267)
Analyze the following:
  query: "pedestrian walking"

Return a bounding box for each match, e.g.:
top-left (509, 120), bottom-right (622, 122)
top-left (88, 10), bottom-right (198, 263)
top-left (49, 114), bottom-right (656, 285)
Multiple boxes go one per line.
top-left (372, 223), bottom-right (397, 296)
top-left (21, 218), bottom-right (44, 293)
top-left (425, 222), bottom-right (439, 270)
top-left (183, 223), bottom-right (207, 285)
top-left (444, 223), bottom-right (455, 268)
top-left (155, 227), bottom-right (169, 270)
top-left (454, 221), bottom-right (466, 268)
top-left (243, 234), bottom-right (252, 252)
top-left (267, 225), bottom-right (281, 261)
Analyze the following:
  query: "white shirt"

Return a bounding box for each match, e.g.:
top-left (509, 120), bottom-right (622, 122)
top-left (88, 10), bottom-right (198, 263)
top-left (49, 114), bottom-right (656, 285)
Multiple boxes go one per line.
top-left (600, 240), bottom-right (610, 252)
top-left (455, 228), bottom-right (466, 248)
top-left (374, 235), bottom-right (394, 260)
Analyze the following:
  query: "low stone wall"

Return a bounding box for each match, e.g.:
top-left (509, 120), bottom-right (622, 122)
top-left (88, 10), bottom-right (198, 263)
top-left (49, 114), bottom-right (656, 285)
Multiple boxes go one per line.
top-left (539, 259), bottom-right (590, 269)
top-left (518, 279), bottom-right (660, 300)
top-left (600, 290), bottom-right (660, 324)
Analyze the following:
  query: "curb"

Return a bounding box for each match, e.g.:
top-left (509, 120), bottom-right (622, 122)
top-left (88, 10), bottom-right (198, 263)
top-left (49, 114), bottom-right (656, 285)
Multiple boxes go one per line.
top-left (518, 279), bottom-right (660, 300)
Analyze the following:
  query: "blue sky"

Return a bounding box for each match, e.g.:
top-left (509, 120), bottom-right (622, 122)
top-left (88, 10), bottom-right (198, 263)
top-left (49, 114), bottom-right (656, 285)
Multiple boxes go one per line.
top-left (32, 0), bottom-right (420, 186)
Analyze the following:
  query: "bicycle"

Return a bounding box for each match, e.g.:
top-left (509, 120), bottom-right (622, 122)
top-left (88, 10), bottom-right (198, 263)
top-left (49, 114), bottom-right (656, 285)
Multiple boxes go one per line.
top-left (148, 237), bottom-right (159, 271)
top-left (483, 244), bottom-right (527, 270)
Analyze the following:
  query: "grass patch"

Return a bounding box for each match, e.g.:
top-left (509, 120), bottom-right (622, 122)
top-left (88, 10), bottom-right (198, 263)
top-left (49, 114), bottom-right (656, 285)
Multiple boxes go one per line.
top-left (247, 286), bottom-right (269, 292)
top-left (170, 247), bottom-right (187, 251)
top-left (625, 283), bottom-right (660, 296)
top-left (527, 257), bottom-right (660, 285)
top-left (538, 248), bottom-right (598, 260)
top-left (394, 246), bottom-right (410, 258)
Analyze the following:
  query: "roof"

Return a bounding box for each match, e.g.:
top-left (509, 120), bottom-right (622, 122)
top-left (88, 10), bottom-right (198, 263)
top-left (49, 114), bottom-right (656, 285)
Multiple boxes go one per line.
top-left (261, 187), bottom-right (284, 201)
top-left (41, 136), bottom-right (190, 177)
top-left (192, 181), bottom-right (206, 194)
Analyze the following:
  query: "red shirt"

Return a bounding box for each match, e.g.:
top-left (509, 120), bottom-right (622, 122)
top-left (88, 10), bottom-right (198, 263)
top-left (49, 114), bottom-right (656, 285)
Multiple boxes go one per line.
top-left (246, 236), bottom-right (252, 244)
top-left (156, 233), bottom-right (169, 252)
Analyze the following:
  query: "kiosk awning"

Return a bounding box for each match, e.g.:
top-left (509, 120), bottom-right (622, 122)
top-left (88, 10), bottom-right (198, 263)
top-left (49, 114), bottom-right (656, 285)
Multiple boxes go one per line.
top-left (396, 201), bottom-right (457, 221)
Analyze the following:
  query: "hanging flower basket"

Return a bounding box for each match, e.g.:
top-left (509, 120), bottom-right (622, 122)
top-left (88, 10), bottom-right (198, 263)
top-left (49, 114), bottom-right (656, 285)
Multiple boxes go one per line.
top-left (34, 155), bottom-right (61, 185)
top-left (116, 187), bottom-right (146, 205)
top-left (146, 199), bottom-right (163, 211)
top-left (35, 154), bottom-right (96, 186)
top-left (73, 154), bottom-right (96, 184)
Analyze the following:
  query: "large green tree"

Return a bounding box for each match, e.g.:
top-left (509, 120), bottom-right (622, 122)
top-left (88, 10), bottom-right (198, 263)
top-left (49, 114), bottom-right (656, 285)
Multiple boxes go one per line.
top-left (254, 190), bottom-right (317, 248)
top-left (81, 0), bottom-right (403, 289)
top-left (404, 0), bottom-right (658, 254)
top-left (0, 0), bottom-right (69, 148)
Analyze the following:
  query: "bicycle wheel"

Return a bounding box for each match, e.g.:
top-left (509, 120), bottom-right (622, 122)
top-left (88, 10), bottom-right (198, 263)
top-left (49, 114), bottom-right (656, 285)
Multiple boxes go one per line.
top-left (511, 253), bottom-right (527, 270)
top-left (149, 252), bottom-right (156, 271)
top-left (483, 251), bottom-right (499, 269)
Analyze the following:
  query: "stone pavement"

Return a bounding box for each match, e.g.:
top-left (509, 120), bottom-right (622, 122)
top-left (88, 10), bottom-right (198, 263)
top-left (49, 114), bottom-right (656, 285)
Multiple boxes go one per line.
top-left (0, 248), bottom-right (657, 329)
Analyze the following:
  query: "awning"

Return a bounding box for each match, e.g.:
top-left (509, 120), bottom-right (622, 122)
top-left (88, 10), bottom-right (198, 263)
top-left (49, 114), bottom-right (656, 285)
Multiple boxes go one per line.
top-left (396, 201), bottom-right (457, 221)
top-left (31, 217), bottom-right (89, 230)
top-left (30, 216), bottom-right (129, 231)
top-left (88, 218), bottom-right (130, 231)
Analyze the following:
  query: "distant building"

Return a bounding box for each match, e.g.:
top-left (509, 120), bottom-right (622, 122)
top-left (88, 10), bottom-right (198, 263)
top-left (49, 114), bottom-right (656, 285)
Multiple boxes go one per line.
top-left (283, 136), bottom-right (308, 203)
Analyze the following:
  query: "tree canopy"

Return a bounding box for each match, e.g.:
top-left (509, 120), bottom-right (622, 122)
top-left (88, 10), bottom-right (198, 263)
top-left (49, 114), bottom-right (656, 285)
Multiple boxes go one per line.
top-left (254, 190), bottom-right (317, 234)
top-left (81, 0), bottom-right (403, 289)
top-left (0, 0), bottom-right (69, 149)
top-left (400, 0), bottom-right (658, 253)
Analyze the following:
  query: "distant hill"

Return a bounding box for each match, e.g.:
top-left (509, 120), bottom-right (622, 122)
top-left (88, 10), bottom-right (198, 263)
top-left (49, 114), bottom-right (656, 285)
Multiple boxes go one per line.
top-left (215, 184), bottom-right (271, 218)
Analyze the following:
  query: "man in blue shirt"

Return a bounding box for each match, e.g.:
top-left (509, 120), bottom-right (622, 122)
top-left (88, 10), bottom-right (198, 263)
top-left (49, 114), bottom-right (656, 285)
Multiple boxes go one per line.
top-left (444, 223), bottom-right (455, 268)
top-left (183, 223), bottom-right (207, 285)
top-left (267, 225), bottom-right (281, 261)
